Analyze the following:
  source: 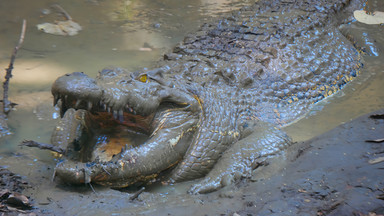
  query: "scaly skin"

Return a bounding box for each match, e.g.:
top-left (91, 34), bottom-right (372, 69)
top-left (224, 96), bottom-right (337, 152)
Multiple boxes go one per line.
top-left (51, 0), bottom-right (367, 193)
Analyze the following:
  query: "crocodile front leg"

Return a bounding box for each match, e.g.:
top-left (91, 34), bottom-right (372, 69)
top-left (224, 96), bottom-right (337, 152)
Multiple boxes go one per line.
top-left (168, 99), bottom-right (241, 182)
top-left (189, 121), bottom-right (292, 194)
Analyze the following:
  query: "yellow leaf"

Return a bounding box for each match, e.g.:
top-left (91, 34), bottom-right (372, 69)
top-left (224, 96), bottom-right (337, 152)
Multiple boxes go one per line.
top-left (354, 10), bottom-right (384, 25)
top-left (368, 156), bottom-right (384, 164)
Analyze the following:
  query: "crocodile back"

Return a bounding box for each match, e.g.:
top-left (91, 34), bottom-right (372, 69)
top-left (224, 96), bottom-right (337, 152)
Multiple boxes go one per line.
top-left (158, 0), bottom-right (363, 126)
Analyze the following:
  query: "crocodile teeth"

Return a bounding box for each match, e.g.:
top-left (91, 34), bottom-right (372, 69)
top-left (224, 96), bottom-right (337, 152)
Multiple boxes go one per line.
top-left (125, 104), bottom-right (134, 113)
top-left (87, 101), bottom-right (93, 110)
top-left (125, 104), bottom-right (133, 113)
top-left (75, 100), bottom-right (82, 108)
top-left (55, 98), bottom-right (63, 115)
top-left (113, 110), bottom-right (118, 119)
top-left (118, 109), bottom-right (124, 122)
top-left (94, 156), bottom-right (100, 163)
top-left (56, 99), bottom-right (62, 110)
top-left (53, 94), bottom-right (59, 106)
top-left (120, 144), bottom-right (132, 153)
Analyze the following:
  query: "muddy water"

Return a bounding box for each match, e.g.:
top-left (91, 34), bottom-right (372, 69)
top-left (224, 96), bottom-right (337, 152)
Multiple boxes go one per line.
top-left (0, 0), bottom-right (383, 215)
top-left (0, 0), bottom-right (254, 155)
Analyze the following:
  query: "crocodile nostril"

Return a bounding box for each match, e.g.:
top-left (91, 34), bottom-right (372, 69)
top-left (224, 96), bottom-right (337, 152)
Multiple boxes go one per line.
top-left (71, 72), bottom-right (87, 77)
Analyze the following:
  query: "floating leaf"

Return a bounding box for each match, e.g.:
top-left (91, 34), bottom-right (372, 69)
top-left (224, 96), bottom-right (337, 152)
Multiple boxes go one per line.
top-left (36, 4), bottom-right (81, 36)
top-left (354, 10), bottom-right (384, 25)
top-left (37, 20), bottom-right (82, 36)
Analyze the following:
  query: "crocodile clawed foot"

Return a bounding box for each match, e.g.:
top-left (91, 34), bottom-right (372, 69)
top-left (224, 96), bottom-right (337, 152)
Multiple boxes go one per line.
top-left (188, 173), bottom-right (235, 194)
top-left (189, 177), bottom-right (221, 194)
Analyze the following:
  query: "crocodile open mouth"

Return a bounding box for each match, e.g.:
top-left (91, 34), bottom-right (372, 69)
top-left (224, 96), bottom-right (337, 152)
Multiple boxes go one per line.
top-left (78, 110), bottom-right (153, 162)
top-left (48, 70), bottom-right (200, 186)
top-left (53, 96), bottom-right (185, 163)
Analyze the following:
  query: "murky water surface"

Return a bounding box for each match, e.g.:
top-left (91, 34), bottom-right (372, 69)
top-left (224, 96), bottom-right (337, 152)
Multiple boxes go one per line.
top-left (0, 0), bottom-right (383, 214)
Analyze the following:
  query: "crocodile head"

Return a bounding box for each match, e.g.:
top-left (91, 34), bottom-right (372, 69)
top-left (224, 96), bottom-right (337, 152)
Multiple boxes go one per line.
top-left (51, 67), bottom-right (201, 186)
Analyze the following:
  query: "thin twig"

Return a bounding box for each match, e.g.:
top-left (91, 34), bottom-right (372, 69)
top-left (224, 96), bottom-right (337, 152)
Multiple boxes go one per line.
top-left (88, 183), bottom-right (97, 194)
top-left (20, 140), bottom-right (66, 154)
top-left (3, 19), bottom-right (27, 114)
top-left (51, 4), bottom-right (72, 20)
top-left (129, 187), bottom-right (145, 201)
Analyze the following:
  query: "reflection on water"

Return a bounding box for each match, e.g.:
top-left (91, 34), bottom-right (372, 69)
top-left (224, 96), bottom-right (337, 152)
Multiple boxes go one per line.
top-left (0, 0), bottom-right (383, 214)
top-left (0, 0), bottom-right (253, 87)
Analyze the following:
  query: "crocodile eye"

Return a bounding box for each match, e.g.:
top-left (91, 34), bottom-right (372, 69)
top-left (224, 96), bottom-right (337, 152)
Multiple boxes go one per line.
top-left (138, 74), bottom-right (148, 83)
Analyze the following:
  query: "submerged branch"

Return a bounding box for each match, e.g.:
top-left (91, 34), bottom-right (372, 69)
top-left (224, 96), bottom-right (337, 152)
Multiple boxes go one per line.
top-left (3, 19), bottom-right (27, 114)
top-left (21, 140), bottom-right (65, 155)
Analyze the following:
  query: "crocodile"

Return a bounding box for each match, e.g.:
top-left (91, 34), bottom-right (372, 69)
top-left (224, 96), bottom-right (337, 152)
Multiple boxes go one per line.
top-left (50, 0), bottom-right (367, 193)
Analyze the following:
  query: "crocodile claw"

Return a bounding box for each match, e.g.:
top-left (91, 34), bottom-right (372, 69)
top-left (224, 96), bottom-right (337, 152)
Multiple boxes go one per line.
top-left (188, 174), bottom-right (235, 194)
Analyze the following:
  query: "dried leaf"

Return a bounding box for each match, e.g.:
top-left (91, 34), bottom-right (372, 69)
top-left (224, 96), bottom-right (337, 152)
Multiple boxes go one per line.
top-left (365, 138), bottom-right (384, 143)
top-left (0, 189), bottom-right (10, 200)
top-left (368, 157), bottom-right (384, 164)
top-left (370, 114), bottom-right (384, 119)
top-left (377, 193), bottom-right (384, 200)
top-left (298, 188), bottom-right (307, 193)
top-left (354, 10), bottom-right (384, 24)
top-left (6, 193), bottom-right (32, 209)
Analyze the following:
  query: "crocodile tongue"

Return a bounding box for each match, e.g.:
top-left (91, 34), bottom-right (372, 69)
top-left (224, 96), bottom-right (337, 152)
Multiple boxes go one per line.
top-left (84, 111), bottom-right (152, 162)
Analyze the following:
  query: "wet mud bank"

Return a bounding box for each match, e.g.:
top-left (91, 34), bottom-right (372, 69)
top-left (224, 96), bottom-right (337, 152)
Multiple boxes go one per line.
top-left (238, 109), bottom-right (384, 215)
top-left (148, 109), bottom-right (384, 216)
top-left (33, 109), bottom-right (384, 215)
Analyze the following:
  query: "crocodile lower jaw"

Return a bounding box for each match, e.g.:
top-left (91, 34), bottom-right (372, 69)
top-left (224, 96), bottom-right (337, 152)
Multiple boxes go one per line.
top-left (53, 96), bottom-right (192, 163)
